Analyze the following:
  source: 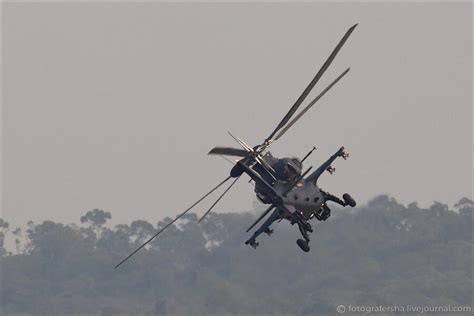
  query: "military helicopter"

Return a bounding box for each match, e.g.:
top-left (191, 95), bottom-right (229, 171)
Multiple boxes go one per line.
top-left (115, 24), bottom-right (358, 269)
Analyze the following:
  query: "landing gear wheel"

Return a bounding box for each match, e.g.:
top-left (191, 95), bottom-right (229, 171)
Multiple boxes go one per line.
top-left (343, 193), bottom-right (356, 207)
top-left (296, 239), bottom-right (310, 252)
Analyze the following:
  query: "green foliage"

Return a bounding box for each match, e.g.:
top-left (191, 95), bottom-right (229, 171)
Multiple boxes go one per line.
top-left (80, 208), bottom-right (112, 239)
top-left (1, 197), bottom-right (472, 315)
top-left (0, 218), bottom-right (9, 256)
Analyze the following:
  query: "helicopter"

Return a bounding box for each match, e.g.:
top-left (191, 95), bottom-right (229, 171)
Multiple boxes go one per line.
top-left (115, 23), bottom-right (358, 269)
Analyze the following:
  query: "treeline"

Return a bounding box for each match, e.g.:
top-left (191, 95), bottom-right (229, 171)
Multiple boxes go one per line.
top-left (1, 196), bottom-right (472, 315)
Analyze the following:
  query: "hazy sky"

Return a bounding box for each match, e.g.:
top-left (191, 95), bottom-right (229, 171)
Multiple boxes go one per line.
top-left (2, 2), bottom-right (472, 228)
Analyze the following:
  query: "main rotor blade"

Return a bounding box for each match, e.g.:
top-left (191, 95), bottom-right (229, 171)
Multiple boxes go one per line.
top-left (265, 23), bottom-right (358, 143)
top-left (255, 156), bottom-right (277, 181)
top-left (208, 147), bottom-right (249, 157)
top-left (199, 176), bottom-right (240, 223)
top-left (274, 67), bottom-right (351, 141)
top-left (246, 205), bottom-right (275, 232)
top-left (114, 176), bottom-right (232, 269)
top-left (228, 131), bottom-right (253, 152)
top-left (225, 132), bottom-right (277, 179)
top-left (219, 155), bottom-right (237, 166)
top-left (237, 160), bottom-right (281, 198)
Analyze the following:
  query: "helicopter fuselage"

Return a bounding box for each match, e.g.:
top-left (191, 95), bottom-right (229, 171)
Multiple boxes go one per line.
top-left (243, 151), bottom-right (326, 220)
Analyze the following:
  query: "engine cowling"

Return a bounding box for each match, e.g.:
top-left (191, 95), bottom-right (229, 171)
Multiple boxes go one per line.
top-left (230, 163), bottom-right (245, 178)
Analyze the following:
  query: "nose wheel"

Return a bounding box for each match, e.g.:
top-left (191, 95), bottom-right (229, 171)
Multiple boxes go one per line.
top-left (296, 239), bottom-right (310, 252)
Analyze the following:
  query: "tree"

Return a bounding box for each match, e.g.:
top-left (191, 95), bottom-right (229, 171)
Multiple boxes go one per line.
top-left (25, 221), bottom-right (82, 260)
top-left (12, 227), bottom-right (22, 254)
top-left (80, 209), bottom-right (111, 239)
top-left (454, 197), bottom-right (474, 215)
top-left (1, 196), bottom-right (472, 314)
top-left (129, 220), bottom-right (156, 245)
top-left (0, 218), bottom-right (9, 257)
